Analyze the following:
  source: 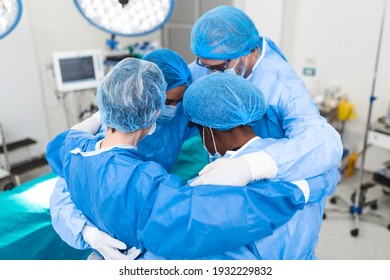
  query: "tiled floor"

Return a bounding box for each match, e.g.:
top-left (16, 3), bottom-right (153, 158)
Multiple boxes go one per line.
top-left (316, 170), bottom-right (390, 259)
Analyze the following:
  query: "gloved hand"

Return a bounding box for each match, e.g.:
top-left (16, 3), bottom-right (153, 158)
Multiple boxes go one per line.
top-left (82, 225), bottom-right (141, 260)
top-left (87, 247), bottom-right (141, 260)
top-left (124, 246), bottom-right (142, 260)
top-left (189, 151), bottom-right (278, 187)
top-left (189, 157), bottom-right (251, 186)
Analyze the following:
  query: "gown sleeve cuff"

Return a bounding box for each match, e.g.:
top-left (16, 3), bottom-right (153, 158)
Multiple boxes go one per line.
top-left (291, 180), bottom-right (310, 203)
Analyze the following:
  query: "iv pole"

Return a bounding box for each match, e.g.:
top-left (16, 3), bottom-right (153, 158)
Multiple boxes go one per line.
top-left (351, 0), bottom-right (389, 237)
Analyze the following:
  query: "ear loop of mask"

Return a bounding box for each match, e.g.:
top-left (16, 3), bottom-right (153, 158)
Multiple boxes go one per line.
top-left (224, 53), bottom-right (250, 76)
top-left (209, 128), bottom-right (219, 155)
top-left (202, 126), bottom-right (206, 150)
top-left (239, 53), bottom-right (251, 77)
top-left (202, 127), bottom-right (219, 155)
top-left (148, 122), bottom-right (156, 135)
top-left (246, 46), bottom-right (263, 80)
top-left (140, 122), bottom-right (157, 142)
top-left (223, 59), bottom-right (240, 75)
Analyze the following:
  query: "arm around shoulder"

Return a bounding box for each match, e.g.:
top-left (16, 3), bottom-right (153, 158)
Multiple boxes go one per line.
top-left (50, 177), bottom-right (92, 250)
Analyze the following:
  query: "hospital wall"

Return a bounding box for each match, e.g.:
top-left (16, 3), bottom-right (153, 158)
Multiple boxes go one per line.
top-left (0, 0), bottom-right (160, 163)
top-left (282, 0), bottom-right (390, 171)
top-left (0, 0), bottom-right (283, 165)
top-left (0, 5), bottom-right (48, 163)
top-left (1, 0), bottom-right (389, 173)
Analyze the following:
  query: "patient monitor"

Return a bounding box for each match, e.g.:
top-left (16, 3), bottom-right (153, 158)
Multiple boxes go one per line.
top-left (52, 49), bottom-right (104, 92)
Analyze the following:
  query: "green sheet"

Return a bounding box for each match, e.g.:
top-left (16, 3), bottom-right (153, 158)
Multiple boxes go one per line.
top-left (170, 134), bottom-right (209, 183)
top-left (0, 173), bottom-right (91, 260)
top-left (0, 135), bottom-right (208, 260)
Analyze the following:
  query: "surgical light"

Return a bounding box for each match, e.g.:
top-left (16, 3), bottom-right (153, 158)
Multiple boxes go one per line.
top-left (0, 0), bottom-right (22, 40)
top-left (73, 0), bottom-right (175, 37)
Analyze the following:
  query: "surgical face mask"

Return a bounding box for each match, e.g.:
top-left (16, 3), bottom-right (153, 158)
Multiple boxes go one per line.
top-left (224, 59), bottom-right (240, 75)
top-left (158, 104), bottom-right (178, 123)
top-left (209, 151), bottom-right (222, 162)
top-left (224, 54), bottom-right (250, 77)
top-left (202, 127), bottom-right (222, 162)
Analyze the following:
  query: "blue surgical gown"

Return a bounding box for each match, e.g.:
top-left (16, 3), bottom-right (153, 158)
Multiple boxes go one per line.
top-left (187, 39), bottom-right (342, 258)
top-left (224, 137), bottom-right (339, 259)
top-left (142, 137), bottom-right (339, 259)
top-left (189, 36), bottom-right (343, 181)
top-left (138, 103), bottom-right (198, 172)
top-left (46, 130), bottom-right (306, 259)
top-left (50, 37), bottom-right (342, 256)
top-left (49, 103), bottom-right (199, 249)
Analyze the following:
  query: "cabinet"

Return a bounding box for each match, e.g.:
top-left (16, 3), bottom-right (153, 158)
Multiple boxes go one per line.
top-left (368, 122), bottom-right (390, 151)
top-left (367, 121), bottom-right (390, 194)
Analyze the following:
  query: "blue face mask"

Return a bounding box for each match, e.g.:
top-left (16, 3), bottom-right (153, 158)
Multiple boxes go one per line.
top-left (202, 127), bottom-right (222, 162)
top-left (224, 54), bottom-right (250, 76)
top-left (158, 104), bottom-right (178, 123)
top-left (209, 151), bottom-right (222, 162)
top-left (223, 59), bottom-right (240, 75)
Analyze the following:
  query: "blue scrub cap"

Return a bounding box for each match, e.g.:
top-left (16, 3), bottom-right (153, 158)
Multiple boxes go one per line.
top-left (97, 58), bottom-right (167, 133)
top-left (190, 5), bottom-right (260, 60)
top-left (183, 73), bottom-right (266, 130)
top-left (143, 48), bottom-right (193, 90)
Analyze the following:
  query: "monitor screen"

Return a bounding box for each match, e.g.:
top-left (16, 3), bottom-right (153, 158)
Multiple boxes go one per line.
top-left (59, 56), bottom-right (95, 83)
top-left (52, 49), bottom-right (104, 92)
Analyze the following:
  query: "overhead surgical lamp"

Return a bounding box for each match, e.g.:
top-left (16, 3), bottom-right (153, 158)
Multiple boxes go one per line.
top-left (0, 0), bottom-right (22, 40)
top-left (73, 0), bottom-right (175, 50)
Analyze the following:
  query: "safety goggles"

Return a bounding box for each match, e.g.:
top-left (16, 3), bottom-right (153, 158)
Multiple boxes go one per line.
top-left (196, 57), bottom-right (231, 72)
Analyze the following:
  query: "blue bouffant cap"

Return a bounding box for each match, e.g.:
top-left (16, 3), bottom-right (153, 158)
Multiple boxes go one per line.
top-left (183, 73), bottom-right (266, 130)
top-left (190, 5), bottom-right (260, 60)
top-left (143, 48), bottom-right (192, 90)
top-left (97, 58), bottom-right (166, 132)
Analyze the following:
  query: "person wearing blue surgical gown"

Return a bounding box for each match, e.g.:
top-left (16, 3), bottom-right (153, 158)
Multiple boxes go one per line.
top-left (49, 41), bottom-right (339, 259)
top-left (188, 5), bottom-right (343, 187)
top-left (46, 57), bottom-right (309, 260)
top-left (49, 49), bottom-right (207, 254)
top-left (148, 73), bottom-right (338, 259)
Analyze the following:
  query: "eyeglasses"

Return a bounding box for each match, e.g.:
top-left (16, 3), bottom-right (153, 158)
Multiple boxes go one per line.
top-left (196, 57), bottom-right (231, 72)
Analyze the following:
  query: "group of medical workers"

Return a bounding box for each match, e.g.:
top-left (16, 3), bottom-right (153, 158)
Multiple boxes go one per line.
top-left (46, 5), bottom-right (343, 260)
